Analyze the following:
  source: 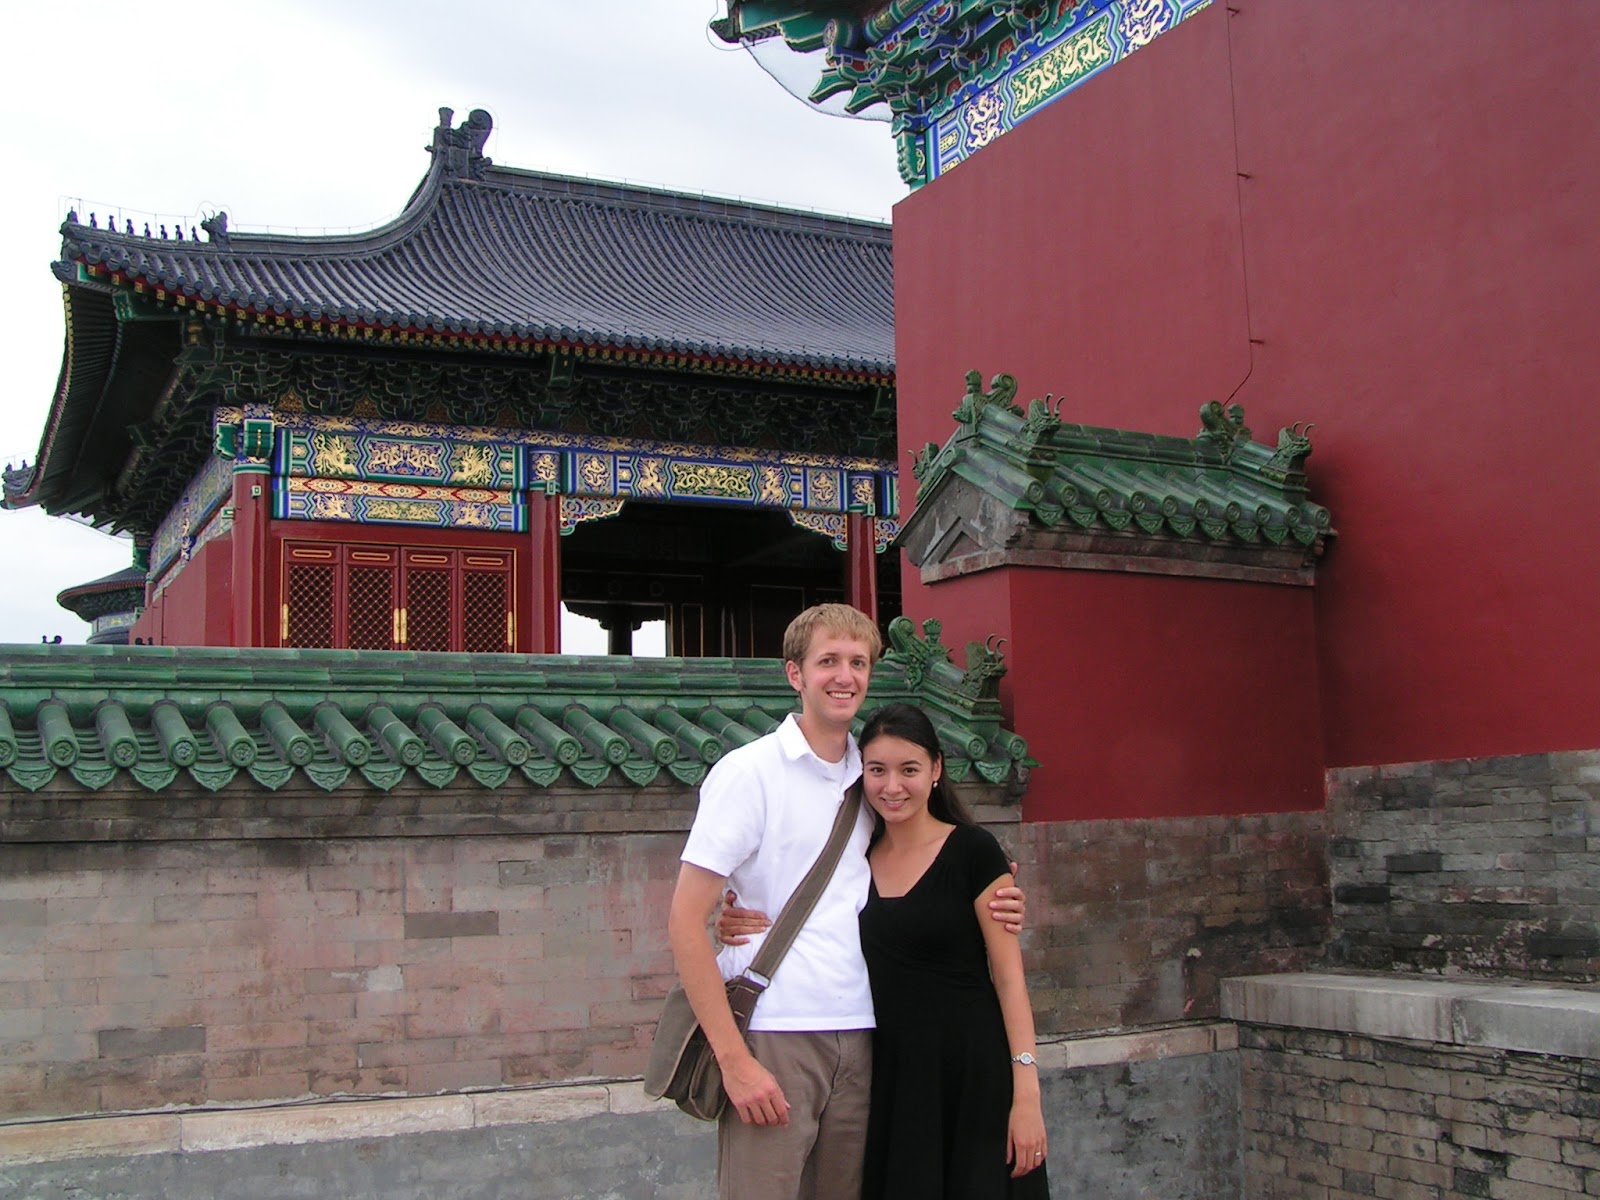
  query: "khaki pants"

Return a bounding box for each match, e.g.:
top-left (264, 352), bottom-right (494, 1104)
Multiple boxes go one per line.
top-left (717, 1029), bottom-right (873, 1200)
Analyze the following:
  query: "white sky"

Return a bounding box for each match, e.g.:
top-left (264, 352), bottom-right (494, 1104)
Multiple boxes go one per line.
top-left (0, 0), bottom-right (906, 647)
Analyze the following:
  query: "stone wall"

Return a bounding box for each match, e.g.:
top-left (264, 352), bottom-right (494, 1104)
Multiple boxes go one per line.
top-left (0, 1026), bottom-right (1242, 1200)
top-left (1326, 750), bottom-right (1600, 979)
top-left (0, 773), bottom-right (1327, 1124)
top-left (1226, 974), bottom-right (1600, 1200)
top-left (0, 814), bottom-right (687, 1121)
top-left (1015, 811), bottom-right (1330, 1032)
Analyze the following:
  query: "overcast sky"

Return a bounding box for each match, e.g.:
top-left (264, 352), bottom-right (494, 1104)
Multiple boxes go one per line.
top-left (0, 0), bottom-right (906, 647)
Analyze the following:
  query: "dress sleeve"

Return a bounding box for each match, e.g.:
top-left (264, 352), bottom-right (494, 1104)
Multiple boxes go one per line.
top-left (960, 823), bottom-right (1014, 900)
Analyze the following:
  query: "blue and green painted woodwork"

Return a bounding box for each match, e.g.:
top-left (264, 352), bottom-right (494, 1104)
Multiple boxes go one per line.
top-left (247, 410), bottom-right (895, 534)
top-left (716, 0), bottom-right (1212, 185)
top-left (148, 406), bottom-right (902, 603)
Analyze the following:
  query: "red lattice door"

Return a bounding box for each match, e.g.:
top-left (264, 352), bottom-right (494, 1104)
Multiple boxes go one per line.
top-left (347, 548), bottom-right (400, 649)
top-left (281, 540), bottom-right (512, 651)
top-left (282, 546), bottom-right (338, 648)
top-left (403, 552), bottom-right (454, 652)
top-left (460, 554), bottom-right (511, 653)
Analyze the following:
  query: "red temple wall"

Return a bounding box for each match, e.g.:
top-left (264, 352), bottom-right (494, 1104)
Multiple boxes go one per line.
top-left (129, 535), bottom-right (234, 647)
top-left (1000, 568), bottom-right (1323, 822)
top-left (902, 559), bottom-right (1324, 822)
top-left (894, 0), bottom-right (1600, 783)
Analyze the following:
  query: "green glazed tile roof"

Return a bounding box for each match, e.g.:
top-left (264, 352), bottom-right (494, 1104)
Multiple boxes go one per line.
top-left (0, 620), bottom-right (1027, 796)
top-left (900, 372), bottom-right (1334, 582)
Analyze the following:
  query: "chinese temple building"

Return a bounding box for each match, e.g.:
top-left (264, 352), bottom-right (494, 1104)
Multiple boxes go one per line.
top-left (4, 3), bottom-right (1599, 1195)
top-left (4, 108), bottom-right (899, 656)
top-left (52, 563), bottom-right (145, 646)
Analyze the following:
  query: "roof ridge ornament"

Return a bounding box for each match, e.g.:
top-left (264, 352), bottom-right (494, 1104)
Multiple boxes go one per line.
top-left (881, 616), bottom-right (1014, 745)
top-left (1260, 422), bottom-right (1316, 484)
top-left (430, 107), bottom-right (494, 181)
top-left (953, 369), bottom-right (1020, 434)
top-left (1196, 400), bottom-right (1252, 461)
top-left (885, 616), bottom-right (952, 690)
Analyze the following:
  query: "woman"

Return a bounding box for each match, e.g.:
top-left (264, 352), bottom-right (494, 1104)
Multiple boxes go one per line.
top-left (721, 702), bottom-right (1049, 1198)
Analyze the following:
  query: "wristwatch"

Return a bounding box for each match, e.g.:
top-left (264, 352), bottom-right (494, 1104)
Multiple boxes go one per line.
top-left (1011, 1052), bottom-right (1037, 1066)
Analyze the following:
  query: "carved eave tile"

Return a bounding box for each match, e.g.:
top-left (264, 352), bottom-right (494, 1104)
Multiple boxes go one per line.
top-left (0, 643), bottom-right (1031, 811)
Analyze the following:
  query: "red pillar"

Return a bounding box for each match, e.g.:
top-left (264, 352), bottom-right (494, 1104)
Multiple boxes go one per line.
top-left (230, 464), bottom-right (271, 647)
top-left (846, 513), bottom-right (879, 625)
top-left (525, 488), bottom-right (562, 653)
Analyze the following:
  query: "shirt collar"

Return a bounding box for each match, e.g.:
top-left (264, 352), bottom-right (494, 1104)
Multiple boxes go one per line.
top-left (777, 712), bottom-right (861, 780)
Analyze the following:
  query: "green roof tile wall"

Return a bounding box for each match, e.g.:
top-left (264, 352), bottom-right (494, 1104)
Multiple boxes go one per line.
top-left (899, 372), bottom-right (1335, 584)
top-left (0, 631), bottom-right (1028, 799)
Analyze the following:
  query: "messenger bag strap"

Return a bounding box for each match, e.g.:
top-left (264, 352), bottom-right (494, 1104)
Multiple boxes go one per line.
top-left (745, 780), bottom-right (863, 986)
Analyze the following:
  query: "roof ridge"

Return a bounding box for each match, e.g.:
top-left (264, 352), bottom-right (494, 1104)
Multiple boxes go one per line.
top-left (473, 166), bottom-right (892, 239)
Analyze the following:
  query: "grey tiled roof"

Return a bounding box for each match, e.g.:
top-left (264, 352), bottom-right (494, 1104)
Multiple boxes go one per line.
top-left (57, 163), bottom-right (894, 377)
top-left (55, 564), bottom-right (144, 622)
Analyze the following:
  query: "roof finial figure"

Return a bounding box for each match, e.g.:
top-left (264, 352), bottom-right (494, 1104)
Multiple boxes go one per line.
top-left (200, 211), bottom-right (229, 245)
top-left (430, 106), bottom-right (494, 181)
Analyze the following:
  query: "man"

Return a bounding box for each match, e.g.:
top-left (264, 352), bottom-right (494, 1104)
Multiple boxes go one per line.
top-left (667, 603), bottom-right (1023, 1200)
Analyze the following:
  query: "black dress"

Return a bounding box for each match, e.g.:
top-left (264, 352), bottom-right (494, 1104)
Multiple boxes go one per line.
top-left (859, 823), bottom-right (1051, 1200)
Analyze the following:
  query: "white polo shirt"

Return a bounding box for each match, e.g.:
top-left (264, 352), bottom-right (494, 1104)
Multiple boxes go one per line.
top-left (680, 713), bottom-right (876, 1032)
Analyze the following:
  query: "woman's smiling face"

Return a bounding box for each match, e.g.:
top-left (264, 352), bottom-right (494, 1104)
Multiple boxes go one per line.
top-left (861, 733), bottom-right (942, 828)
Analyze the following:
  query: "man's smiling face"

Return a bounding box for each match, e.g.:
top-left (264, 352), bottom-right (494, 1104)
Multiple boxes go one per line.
top-left (785, 630), bottom-right (873, 733)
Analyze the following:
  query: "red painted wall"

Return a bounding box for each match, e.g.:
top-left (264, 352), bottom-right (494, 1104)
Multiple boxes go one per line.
top-left (1005, 569), bottom-right (1323, 821)
top-left (894, 3), bottom-right (1253, 458)
top-left (130, 536), bottom-right (234, 647)
top-left (894, 0), bottom-right (1600, 785)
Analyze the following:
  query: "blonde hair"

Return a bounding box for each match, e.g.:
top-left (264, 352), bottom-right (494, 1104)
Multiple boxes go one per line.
top-left (782, 604), bottom-right (882, 666)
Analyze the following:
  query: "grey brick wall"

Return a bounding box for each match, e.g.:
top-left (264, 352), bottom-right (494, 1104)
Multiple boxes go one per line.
top-left (1326, 750), bottom-right (1600, 979)
top-left (1017, 812), bottom-right (1330, 1031)
top-left (0, 805), bottom-right (1327, 1124)
top-left (1239, 1024), bottom-right (1600, 1199)
top-left (0, 833), bottom-right (687, 1120)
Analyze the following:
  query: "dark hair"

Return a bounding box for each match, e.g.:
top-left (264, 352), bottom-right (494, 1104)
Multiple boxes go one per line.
top-left (858, 702), bottom-right (974, 829)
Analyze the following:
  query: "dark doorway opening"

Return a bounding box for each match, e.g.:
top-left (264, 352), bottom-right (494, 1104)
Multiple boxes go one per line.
top-left (561, 501), bottom-right (900, 657)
